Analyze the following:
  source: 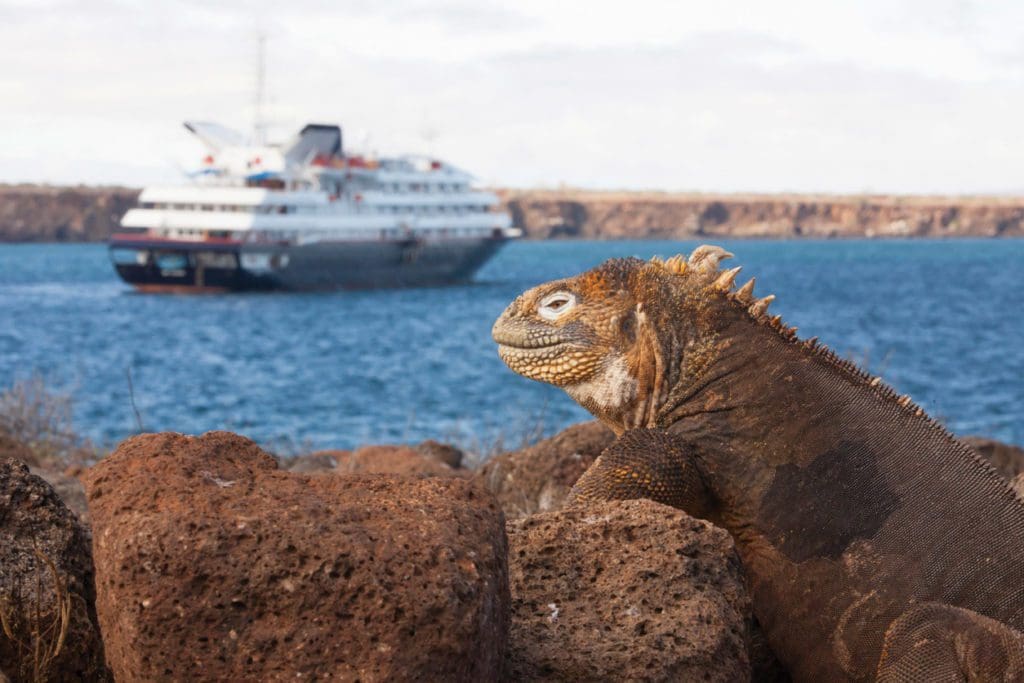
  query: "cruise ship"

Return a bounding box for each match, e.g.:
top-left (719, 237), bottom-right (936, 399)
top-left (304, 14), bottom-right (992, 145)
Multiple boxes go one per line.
top-left (109, 122), bottom-right (519, 291)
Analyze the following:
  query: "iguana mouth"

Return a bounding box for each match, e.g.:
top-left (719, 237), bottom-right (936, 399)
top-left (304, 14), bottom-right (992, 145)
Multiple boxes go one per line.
top-left (491, 330), bottom-right (570, 350)
top-left (493, 339), bottom-right (569, 352)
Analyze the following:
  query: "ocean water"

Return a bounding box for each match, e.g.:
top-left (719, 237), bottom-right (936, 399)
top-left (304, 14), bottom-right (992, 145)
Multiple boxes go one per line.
top-left (0, 240), bottom-right (1021, 453)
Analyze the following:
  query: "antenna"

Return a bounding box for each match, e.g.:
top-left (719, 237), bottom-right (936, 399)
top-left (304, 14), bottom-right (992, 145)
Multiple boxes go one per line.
top-left (254, 33), bottom-right (267, 145)
top-left (419, 109), bottom-right (440, 156)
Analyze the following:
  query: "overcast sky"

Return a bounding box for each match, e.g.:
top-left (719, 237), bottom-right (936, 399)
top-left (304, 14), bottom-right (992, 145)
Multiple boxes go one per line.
top-left (1, 0), bottom-right (1023, 193)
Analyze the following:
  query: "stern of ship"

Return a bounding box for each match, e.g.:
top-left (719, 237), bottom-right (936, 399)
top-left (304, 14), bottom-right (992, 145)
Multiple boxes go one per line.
top-left (108, 232), bottom-right (285, 293)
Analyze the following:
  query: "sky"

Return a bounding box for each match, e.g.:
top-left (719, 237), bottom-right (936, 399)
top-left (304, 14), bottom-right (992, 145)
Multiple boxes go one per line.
top-left (1, 0), bottom-right (1023, 193)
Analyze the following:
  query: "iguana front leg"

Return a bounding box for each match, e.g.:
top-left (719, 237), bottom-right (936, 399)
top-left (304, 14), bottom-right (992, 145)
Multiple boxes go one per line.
top-left (876, 603), bottom-right (1024, 682)
top-left (567, 428), bottom-right (713, 519)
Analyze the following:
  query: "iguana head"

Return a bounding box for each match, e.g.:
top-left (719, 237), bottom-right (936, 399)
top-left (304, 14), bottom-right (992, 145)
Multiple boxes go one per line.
top-left (492, 245), bottom-right (780, 433)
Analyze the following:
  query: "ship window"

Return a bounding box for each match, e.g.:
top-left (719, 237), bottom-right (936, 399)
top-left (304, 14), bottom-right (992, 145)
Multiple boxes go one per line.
top-left (195, 252), bottom-right (237, 269)
top-left (111, 248), bottom-right (148, 265)
top-left (154, 252), bottom-right (188, 270)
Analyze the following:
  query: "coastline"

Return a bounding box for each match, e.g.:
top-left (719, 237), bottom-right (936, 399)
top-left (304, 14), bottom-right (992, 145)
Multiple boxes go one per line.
top-left (3, 183), bottom-right (1024, 242)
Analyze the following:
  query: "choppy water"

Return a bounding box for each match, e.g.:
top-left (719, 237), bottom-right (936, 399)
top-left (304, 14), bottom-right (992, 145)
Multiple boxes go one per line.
top-left (0, 240), bottom-right (1021, 453)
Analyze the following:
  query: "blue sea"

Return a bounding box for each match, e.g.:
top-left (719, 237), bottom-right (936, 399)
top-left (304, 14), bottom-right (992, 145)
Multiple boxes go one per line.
top-left (0, 240), bottom-right (1021, 454)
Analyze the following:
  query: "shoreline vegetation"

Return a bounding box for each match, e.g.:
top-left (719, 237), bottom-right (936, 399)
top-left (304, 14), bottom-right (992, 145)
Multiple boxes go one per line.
top-left (2, 183), bottom-right (1024, 242)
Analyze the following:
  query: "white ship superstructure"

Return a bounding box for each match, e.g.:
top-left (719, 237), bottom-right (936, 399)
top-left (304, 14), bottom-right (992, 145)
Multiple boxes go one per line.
top-left (110, 122), bottom-right (519, 291)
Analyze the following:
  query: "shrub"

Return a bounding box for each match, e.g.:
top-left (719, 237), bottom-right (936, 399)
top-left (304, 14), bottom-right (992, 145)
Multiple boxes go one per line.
top-left (0, 375), bottom-right (97, 470)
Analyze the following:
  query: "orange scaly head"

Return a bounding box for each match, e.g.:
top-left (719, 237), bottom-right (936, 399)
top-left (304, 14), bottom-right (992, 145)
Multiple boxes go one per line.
top-left (492, 246), bottom-right (762, 433)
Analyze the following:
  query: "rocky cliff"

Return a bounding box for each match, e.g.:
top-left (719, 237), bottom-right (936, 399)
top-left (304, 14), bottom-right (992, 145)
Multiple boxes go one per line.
top-left (4, 184), bottom-right (1024, 242)
top-left (499, 189), bottom-right (1024, 239)
top-left (0, 185), bottom-right (139, 242)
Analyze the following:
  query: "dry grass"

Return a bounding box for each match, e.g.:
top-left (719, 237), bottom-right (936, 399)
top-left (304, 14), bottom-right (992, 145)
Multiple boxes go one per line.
top-left (0, 549), bottom-right (73, 683)
top-left (447, 400), bottom-right (552, 470)
top-left (0, 375), bottom-right (99, 470)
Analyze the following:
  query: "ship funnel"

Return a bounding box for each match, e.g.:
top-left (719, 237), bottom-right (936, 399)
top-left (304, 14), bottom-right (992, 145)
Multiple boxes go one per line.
top-left (284, 124), bottom-right (343, 165)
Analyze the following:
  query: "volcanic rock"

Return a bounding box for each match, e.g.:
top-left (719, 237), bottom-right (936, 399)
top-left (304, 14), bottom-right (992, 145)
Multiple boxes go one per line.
top-left (9, 184), bottom-right (1024, 243)
top-left (83, 431), bottom-right (508, 682)
top-left (0, 185), bottom-right (138, 242)
top-left (962, 436), bottom-right (1024, 480)
top-left (414, 439), bottom-right (465, 469)
top-left (29, 467), bottom-right (89, 525)
top-left (282, 451), bottom-right (339, 474)
top-left (334, 443), bottom-right (465, 477)
top-left (505, 498), bottom-right (751, 682)
top-left (499, 190), bottom-right (1024, 240)
top-left (477, 421), bottom-right (615, 519)
top-left (284, 440), bottom-right (465, 476)
top-left (0, 459), bottom-right (108, 682)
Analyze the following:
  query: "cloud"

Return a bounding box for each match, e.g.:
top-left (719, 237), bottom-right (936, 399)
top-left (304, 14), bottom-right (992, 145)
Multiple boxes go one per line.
top-left (397, 2), bottom-right (538, 33)
top-left (1, 2), bottom-right (1023, 192)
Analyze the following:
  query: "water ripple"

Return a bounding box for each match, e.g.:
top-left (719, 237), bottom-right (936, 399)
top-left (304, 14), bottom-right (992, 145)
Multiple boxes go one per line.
top-left (0, 240), bottom-right (1021, 451)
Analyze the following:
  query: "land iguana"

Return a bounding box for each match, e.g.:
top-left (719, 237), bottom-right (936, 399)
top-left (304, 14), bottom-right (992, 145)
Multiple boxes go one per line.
top-left (491, 247), bottom-right (1024, 681)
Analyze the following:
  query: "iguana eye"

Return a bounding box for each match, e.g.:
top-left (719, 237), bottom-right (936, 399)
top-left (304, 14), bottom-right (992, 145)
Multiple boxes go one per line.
top-left (538, 291), bottom-right (576, 320)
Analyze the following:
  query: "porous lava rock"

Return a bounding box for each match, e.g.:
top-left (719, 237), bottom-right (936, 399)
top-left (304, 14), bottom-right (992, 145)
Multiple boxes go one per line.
top-left (282, 450), bottom-right (339, 474)
top-left (962, 436), bottom-right (1024, 480)
top-left (334, 443), bottom-right (465, 477)
top-left (29, 467), bottom-right (89, 525)
top-left (83, 431), bottom-right (509, 682)
top-left (477, 421), bottom-right (615, 519)
top-left (0, 459), bottom-right (108, 682)
top-left (505, 499), bottom-right (752, 682)
top-left (414, 439), bottom-right (465, 469)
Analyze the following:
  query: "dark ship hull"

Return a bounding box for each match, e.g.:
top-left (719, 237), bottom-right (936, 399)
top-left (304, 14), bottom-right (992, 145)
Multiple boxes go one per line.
top-left (109, 232), bottom-right (510, 292)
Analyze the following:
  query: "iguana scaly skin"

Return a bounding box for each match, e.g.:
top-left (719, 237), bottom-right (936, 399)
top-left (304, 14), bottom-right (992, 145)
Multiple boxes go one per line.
top-left (491, 247), bottom-right (1024, 681)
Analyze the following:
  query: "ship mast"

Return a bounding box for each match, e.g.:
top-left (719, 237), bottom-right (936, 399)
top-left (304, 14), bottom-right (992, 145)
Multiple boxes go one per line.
top-left (253, 33), bottom-right (267, 146)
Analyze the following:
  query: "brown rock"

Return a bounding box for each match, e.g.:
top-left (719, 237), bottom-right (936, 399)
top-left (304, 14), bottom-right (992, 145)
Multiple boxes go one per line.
top-left (477, 421), bottom-right (615, 519)
top-left (414, 439), bottom-right (465, 469)
top-left (0, 459), bottom-right (108, 682)
top-left (282, 450), bottom-right (340, 474)
top-left (29, 467), bottom-right (89, 525)
top-left (506, 499), bottom-right (751, 682)
top-left (335, 444), bottom-right (465, 477)
top-left (7, 184), bottom-right (1024, 244)
top-left (83, 431), bottom-right (509, 682)
top-left (0, 184), bottom-right (139, 242)
top-left (497, 189), bottom-right (1024, 240)
top-left (961, 436), bottom-right (1024, 480)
